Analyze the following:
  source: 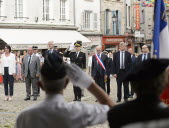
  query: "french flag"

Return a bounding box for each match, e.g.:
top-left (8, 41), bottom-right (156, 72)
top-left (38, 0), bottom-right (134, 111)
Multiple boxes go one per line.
top-left (153, 0), bottom-right (169, 105)
top-left (153, 0), bottom-right (169, 59)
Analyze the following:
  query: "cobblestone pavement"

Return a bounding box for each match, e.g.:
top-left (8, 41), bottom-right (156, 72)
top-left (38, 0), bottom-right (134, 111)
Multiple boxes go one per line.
top-left (0, 78), bottom-right (131, 128)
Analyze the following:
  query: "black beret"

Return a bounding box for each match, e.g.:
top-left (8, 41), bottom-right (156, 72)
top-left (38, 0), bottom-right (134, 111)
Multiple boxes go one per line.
top-left (74, 41), bottom-right (82, 47)
top-left (41, 52), bottom-right (66, 80)
top-left (32, 46), bottom-right (38, 50)
top-left (124, 59), bottom-right (169, 81)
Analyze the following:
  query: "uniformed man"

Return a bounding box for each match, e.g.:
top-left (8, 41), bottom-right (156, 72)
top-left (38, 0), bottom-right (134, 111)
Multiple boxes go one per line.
top-left (32, 46), bottom-right (41, 96)
top-left (64, 41), bottom-right (86, 101)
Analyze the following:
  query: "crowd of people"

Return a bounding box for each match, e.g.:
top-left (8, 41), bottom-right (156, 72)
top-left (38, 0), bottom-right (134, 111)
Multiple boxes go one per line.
top-left (0, 40), bottom-right (168, 128)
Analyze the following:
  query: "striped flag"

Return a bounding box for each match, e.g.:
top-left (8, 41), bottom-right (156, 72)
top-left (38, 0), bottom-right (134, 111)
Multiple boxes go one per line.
top-left (153, 0), bottom-right (169, 59)
top-left (153, 0), bottom-right (169, 105)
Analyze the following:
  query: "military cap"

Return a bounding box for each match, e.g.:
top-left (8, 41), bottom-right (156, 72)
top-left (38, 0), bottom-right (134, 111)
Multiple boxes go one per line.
top-left (32, 46), bottom-right (38, 50)
top-left (103, 51), bottom-right (108, 54)
top-left (74, 41), bottom-right (82, 47)
top-left (124, 59), bottom-right (169, 81)
top-left (54, 44), bottom-right (57, 48)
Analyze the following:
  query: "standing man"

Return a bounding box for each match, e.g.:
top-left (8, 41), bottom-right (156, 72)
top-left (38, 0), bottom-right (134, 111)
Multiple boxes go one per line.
top-left (137, 45), bottom-right (150, 64)
top-left (103, 51), bottom-right (113, 95)
top-left (128, 48), bottom-right (137, 98)
top-left (64, 41), bottom-right (86, 101)
top-left (22, 47), bottom-right (40, 101)
top-left (42, 41), bottom-right (60, 59)
top-left (112, 42), bottom-right (131, 102)
top-left (92, 46), bottom-right (108, 92)
top-left (32, 46), bottom-right (41, 96)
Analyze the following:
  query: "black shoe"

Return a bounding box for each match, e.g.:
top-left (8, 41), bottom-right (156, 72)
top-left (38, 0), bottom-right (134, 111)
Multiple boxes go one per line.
top-left (24, 97), bottom-right (30, 101)
top-left (116, 100), bottom-right (121, 103)
top-left (124, 99), bottom-right (128, 102)
top-left (77, 99), bottom-right (81, 102)
top-left (73, 98), bottom-right (77, 101)
top-left (95, 100), bottom-right (98, 102)
top-left (33, 97), bottom-right (37, 101)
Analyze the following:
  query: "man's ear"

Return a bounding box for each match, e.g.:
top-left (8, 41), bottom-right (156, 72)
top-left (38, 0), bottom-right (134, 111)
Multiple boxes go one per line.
top-left (37, 81), bottom-right (45, 91)
top-left (64, 78), bottom-right (69, 89)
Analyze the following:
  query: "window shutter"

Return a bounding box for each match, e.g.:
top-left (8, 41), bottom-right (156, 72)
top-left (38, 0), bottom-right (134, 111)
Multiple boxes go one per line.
top-left (81, 11), bottom-right (85, 30)
top-left (117, 10), bottom-right (121, 35)
top-left (112, 11), bottom-right (116, 35)
top-left (65, 0), bottom-right (69, 20)
top-left (93, 13), bottom-right (97, 30)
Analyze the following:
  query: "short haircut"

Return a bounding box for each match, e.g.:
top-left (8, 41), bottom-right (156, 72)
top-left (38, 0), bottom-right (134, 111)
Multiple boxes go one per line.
top-left (119, 42), bottom-right (126, 46)
top-left (5, 45), bottom-right (11, 52)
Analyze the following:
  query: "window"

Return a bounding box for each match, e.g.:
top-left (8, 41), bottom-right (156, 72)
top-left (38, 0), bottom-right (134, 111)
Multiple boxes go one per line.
top-left (15, 0), bottom-right (23, 20)
top-left (82, 11), bottom-right (91, 30)
top-left (60, 0), bottom-right (66, 22)
top-left (0, 1), bottom-right (2, 16)
top-left (105, 9), bottom-right (110, 34)
top-left (112, 10), bottom-right (121, 35)
top-left (43, 0), bottom-right (50, 21)
top-left (93, 13), bottom-right (98, 30)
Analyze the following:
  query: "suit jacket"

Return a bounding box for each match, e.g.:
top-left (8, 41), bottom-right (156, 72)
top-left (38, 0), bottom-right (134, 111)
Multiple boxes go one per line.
top-left (130, 55), bottom-right (137, 70)
top-left (91, 53), bottom-right (108, 77)
top-left (107, 57), bottom-right (113, 75)
top-left (64, 51), bottom-right (86, 69)
top-left (108, 97), bottom-right (169, 128)
top-left (137, 53), bottom-right (151, 64)
top-left (112, 51), bottom-right (131, 74)
top-left (22, 54), bottom-right (40, 78)
top-left (42, 49), bottom-right (61, 58)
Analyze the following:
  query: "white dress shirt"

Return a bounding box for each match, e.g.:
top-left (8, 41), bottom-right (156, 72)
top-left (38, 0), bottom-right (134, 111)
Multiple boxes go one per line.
top-left (4, 55), bottom-right (10, 67)
top-left (120, 51), bottom-right (125, 69)
top-left (142, 53), bottom-right (148, 61)
top-left (15, 94), bottom-right (109, 128)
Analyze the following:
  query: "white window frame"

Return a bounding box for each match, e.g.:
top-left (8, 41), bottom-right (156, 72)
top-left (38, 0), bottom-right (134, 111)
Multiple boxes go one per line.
top-left (60, 0), bottom-right (66, 22)
top-left (15, 0), bottom-right (24, 20)
top-left (43, 0), bottom-right (50, 21)
top-left (83, 11), bottom-right (92, 30)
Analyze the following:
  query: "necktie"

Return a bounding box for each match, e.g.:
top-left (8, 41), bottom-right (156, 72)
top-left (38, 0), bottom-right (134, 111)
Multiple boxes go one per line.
top-left (28, 55), bottom-right (32, 74)
top-left (121, 52), bottom-right (124, 69)
top-left (143, 54), bottom-right (146, 61)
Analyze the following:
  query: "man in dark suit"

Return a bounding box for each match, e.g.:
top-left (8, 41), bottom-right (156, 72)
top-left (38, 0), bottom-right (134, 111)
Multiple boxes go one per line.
top-left (128, 48), bottom-right (137, 98)
top-left (42, 41), bottom-right (61, 59)
top-left (137, 45), bottom-right (150, 64)
top-left (108, 59), bottom-right (169, 128)
top-left (91, 46), bottom-right (108, 91)
top-left (112, 42), bottom-right (131, 102)
top-left (64, 41), bottom-right (86, 101)
top-left (103, 51), bottom-right (113, 95)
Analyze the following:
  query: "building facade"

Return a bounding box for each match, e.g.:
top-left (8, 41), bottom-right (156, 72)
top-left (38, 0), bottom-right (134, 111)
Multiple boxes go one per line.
top-left (75, 0), bottom-right (102, 52)
top-left (101, 0), bottom-right (132, 52)
top-left (0, 0), bottom-right (91, 50)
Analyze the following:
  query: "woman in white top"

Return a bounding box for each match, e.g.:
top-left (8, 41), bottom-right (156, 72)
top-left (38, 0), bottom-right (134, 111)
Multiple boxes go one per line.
top-left (0, 45), bottom-right (16, 101)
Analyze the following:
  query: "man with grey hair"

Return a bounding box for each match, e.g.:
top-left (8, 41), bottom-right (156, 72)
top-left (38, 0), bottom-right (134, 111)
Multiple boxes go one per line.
top-left (91, 46), bottom-right (108, 93)
top-left (22, 47), bottom-right (40, 101)
top-left (137, 44), bottom-right (150, 64)
top-left (112, 42), bottom-right (131, 102)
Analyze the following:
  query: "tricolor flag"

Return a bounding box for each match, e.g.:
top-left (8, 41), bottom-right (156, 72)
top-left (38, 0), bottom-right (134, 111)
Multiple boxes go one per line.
top-left (153, 0), bottom-right (169, 105)
top-left (153, 0), bottom-right (169, 58)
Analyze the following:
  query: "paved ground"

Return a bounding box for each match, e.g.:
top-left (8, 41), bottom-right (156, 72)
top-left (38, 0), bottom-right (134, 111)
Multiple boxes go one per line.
top-left (0, 78), bottom-right (132, 128)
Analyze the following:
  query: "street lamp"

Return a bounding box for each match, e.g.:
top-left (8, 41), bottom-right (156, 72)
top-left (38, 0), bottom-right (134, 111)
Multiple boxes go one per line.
top-left (112, 14), bottom-right (117, 22)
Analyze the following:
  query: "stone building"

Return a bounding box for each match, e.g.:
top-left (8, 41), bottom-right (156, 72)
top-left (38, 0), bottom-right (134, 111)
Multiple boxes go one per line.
top-left (0, 0), bottom-right (91, 51)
